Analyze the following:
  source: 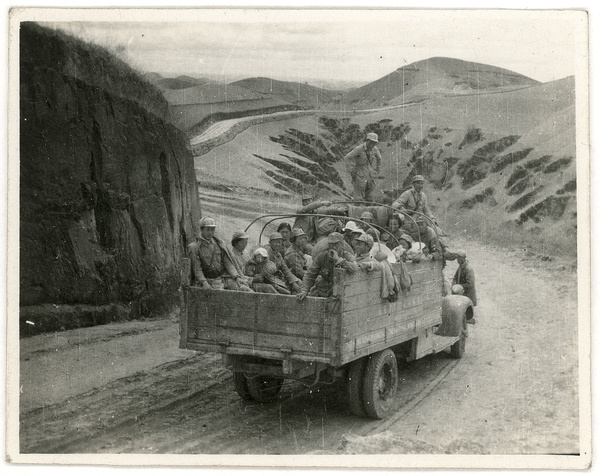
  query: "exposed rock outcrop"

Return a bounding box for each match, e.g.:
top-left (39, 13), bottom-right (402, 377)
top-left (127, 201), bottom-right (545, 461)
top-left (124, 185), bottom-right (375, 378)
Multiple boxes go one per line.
top-left (20, 23), bottom-right (201, 328)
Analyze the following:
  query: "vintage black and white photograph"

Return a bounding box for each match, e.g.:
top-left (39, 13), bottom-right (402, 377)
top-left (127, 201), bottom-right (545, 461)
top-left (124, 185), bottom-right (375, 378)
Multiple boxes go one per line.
top-left (6, 3), bottom-right (591, 470)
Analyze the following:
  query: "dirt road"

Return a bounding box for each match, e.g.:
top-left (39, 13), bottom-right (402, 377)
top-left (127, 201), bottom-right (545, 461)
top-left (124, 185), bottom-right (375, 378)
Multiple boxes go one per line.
top-left (19, 234), bottom-right (580, 455)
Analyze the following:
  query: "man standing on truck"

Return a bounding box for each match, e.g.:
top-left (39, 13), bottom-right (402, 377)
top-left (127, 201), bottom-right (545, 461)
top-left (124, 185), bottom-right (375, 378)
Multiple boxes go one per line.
top-left (392, 175), bottom-right (436, 221)
top-left (345, 132), bottom-right (382, 202)
top-left (297, 232), bottom-right (358, 300)
top-left (452, 250), bottom-right (477, 323)
top-left (187, 217), bottom-right (244, 290)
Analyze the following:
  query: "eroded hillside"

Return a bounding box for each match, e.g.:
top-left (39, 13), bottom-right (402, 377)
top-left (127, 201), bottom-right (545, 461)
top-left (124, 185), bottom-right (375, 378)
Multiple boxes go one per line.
top-left (194, 76), bottom-right (576, 255)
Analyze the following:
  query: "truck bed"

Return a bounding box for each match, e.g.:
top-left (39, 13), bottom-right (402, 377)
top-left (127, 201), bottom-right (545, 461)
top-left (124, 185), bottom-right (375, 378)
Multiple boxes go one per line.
top-left (180, 259), bottom-right (444, 368)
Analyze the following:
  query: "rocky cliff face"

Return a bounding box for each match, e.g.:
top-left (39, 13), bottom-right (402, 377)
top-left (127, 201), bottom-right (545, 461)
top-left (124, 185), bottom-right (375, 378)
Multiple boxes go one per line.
top-left (20, 23), bottom-right (201, 320)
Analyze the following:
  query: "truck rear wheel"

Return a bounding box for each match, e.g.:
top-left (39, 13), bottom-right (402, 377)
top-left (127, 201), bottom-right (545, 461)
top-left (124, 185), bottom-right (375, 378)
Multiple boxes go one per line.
top-left (246, 375), bottom-right (284, 402)
top-left (450, 315), bottom-right (467, 358)
top-left (362, 349), bottom-right (398, 419)
top-left (232, 372), bottom-right (253, 401)
top-left (347, 358), bottom-right (367, 417)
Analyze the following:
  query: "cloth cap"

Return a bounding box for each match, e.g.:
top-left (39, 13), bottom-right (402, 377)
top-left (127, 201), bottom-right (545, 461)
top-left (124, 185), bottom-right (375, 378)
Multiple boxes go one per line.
top-left (269, 232), bottom-right (283, 241)
top-left (366, 132), bottom-right (379, 142)
top-left (254, 248), bottom-right (268, 258)
top-left (360, 211), bottom-right (374, 220)
top-left (199, 217), bottom-right (216, 227)
top-left (355, 233), bottom-right (370, 244)
top-left (400, 233), bottom-right (414, 244)
top-left (451, 284), bottom-right (464, 295)
top-left (412, 175), bottom-right (426, 183)
top-left (455, 250), bottom-right (467, 258)
top-left (342, 220), bottom-right (361, 232)
top-left (232, 231), bottom-right (249, 240)
top-left (327, 232), bottom-right (344, 244)
top-left (290, 228), bottom-right (307, 240)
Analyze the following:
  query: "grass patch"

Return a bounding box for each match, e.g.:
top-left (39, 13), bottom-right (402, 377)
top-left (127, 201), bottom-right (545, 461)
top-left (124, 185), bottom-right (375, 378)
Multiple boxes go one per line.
top-left (518, 195), bottom-right (571, 224)
top-left (490, 148), bottom-right (534, 173)
top-left (506, 187), bottom-right (543, 212)
top-left (543, 156), bottom-right (573, 174)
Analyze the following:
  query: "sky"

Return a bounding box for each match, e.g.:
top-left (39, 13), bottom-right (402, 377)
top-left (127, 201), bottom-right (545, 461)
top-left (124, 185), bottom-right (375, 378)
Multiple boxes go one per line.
top-left (35, 8), bottom-right (587, 86)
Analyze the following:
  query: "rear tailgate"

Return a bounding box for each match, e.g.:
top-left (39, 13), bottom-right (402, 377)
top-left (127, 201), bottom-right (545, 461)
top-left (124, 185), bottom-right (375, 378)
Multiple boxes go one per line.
top-left (181, 286), bottom-right (338, 364)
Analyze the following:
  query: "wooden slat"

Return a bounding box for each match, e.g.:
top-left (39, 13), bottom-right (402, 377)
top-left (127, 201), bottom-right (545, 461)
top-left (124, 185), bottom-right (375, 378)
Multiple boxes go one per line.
top-left (342, 306), bottom-right (439, 343)
top-left (255, 333), bottom-right (329, 354)
top-left (186, 287), bottom-right (326, 312)
top-left (342, 274), bottom-right (442, 300)
top-left (340, 320), bottom-right (417, 357)
top-left (342, 283), bottom-right (440, 309)
top-left (250, 321), bottom-right (330, 338)
top-left (255, 308), bottom-right (330, 326)
top-left (342, 290), bottom-right (442, 318)
top-left (185, 340), bottom-right (334, 364)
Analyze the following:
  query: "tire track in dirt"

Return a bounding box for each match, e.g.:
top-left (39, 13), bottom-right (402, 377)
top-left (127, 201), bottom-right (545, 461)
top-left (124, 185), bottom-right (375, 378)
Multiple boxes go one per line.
top-left (22, 347), bottom-right (462, 454)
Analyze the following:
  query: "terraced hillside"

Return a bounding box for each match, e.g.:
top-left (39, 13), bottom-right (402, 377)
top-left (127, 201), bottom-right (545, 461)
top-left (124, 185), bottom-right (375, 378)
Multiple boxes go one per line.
top-left (194, 75), bottom-right (576, 255)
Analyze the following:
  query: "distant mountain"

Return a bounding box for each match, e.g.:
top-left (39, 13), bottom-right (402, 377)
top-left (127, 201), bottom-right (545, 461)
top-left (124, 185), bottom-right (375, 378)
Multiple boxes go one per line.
top-left (162, 82), bottom-right (264, 106)
top-left (341, 57), bottom-right (540, 107)
top-left (155, 75), bottom-right (218, 91)
top-left (230, 77), bottom-right (340, 108)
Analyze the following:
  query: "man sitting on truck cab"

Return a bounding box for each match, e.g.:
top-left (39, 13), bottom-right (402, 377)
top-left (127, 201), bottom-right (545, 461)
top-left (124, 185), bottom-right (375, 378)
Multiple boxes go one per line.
top-left (297, 232), bottom-right (358, 300)
top-left (187, 217), bottom-right (244, 290)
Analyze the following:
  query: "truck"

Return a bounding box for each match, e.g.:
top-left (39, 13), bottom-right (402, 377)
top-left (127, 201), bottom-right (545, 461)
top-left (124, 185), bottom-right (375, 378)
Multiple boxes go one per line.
top-left (179, 214), bottom-right (473, 419)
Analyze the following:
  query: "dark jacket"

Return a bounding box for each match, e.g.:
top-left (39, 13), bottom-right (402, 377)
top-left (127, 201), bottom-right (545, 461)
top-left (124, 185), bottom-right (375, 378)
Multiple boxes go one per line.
top-left (453, 261), bottom-right (477, 305)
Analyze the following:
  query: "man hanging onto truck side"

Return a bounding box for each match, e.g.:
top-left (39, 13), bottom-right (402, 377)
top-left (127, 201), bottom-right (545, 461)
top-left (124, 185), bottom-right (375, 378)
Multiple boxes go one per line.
top-left (452, 250), bottom-right (477, 324)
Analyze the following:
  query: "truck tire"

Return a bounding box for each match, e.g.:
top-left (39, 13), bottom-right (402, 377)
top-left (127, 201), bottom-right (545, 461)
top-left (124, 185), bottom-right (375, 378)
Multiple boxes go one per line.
top-left (362, 349), bottom-right (398, 419)
top-left (450, 315), bottom-right (467, 358)
top-left (347, 358), bottom-right (367, 417)
top-left (233, 372), bottom-right (253, 401)
top-left (246, 375), bottom-right (284, 402)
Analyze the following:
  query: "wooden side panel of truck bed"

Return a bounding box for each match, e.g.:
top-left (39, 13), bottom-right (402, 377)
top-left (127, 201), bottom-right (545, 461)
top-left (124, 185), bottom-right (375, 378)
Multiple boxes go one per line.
top-left (181, 257), bottom-right (445, 368)
top-left (338, 259), bottom-right (444, 365)
top-left (182, 287), bottom-right (339, 364)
